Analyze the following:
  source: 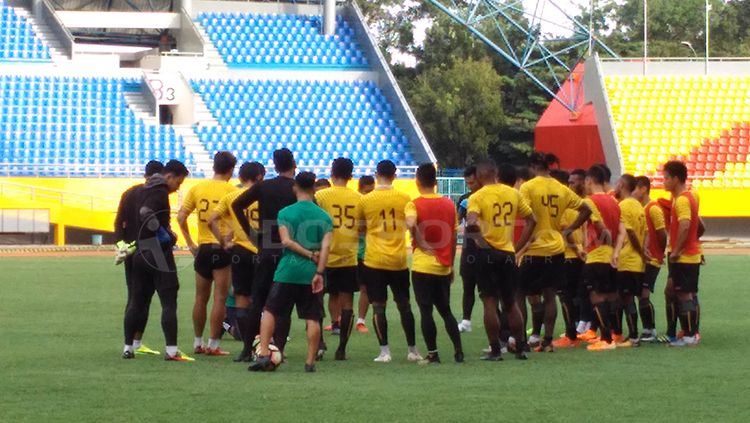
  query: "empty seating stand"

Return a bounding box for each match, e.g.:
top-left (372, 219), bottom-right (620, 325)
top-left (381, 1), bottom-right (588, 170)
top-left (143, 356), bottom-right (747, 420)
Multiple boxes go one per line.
top-left (197, 12), bottom-right (368, 69)
top-left (0, 3), bottom-right (50, 61)
top-left (191, 78), bottom-right (416, 170)
top-left (605, 75), bottom-right (750, 188)
top-left (0, 76), bottom-right (195, 177)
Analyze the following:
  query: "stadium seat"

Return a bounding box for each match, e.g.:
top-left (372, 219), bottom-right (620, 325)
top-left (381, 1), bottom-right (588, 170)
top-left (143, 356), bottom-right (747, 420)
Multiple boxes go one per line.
top-left (195, 12), bottom-right (368, 69)
top-left (190, 78), bottom-right (416, 174)
top-left (605, 74), bottom-right (750, 187)
top-left (0, 75), bottom-right (194, 177)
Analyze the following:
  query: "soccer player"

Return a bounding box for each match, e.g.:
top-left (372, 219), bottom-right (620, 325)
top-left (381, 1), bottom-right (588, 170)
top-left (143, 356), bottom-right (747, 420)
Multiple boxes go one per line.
top-left (662, 161), bottom-right (702, 347)
top-left (359, 160), bottom-right (422, 363)
top-left (314, 178), bottom-right (332, 191)
top-left (611, 174), bottom-right (646, 347)
top-left (456, 165), bottom-right (481, 333)
top-left (315, 158), bottom-right (362, 360)
top-left (355, 175), bottom-right (375, 333)
top-left (177, 152), bottom-right (238, 356)
top-left (114, 160), bottom-right (163, 356)
top-left (232, 148), bottom-right (298, 353)
top-left (124, 160), bottom-right (192, 361)
top-left (563, 165), bottom-right (620, 351)
top-left (406, 164), bottom-right (464, 364)
top-left (550, 169), bottom-right (585, 348)
top-left (633, 176), bottom-right (667, 341)
top-left (467, 159), bottom-right (535, 361)
top-left (518, 153), bottom-right (588, 352)
top-left (207, 161), bottom-right (266, 361)
top-left (249, 172), bottom-right (332, 373)
top-left (566, 168), bottom-right (594, 336)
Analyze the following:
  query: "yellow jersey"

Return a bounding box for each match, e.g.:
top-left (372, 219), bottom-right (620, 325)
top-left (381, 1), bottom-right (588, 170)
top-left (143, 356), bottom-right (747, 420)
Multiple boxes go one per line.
top-left (672, 193), bottom-right (703, 264)
top-left (315, 186), bottom-right (362, 268)
top-left (467, 183), bottom-right (533, 253)
top-left (519, 176), bottom-right (583, 257)
top-left (182, 180), bottom-right (237, 245)
top-left (583, 197), bottom-right (613, 264)
top-left (560, 208), bottom-right (584, 260)
top-left (618, 197), bottom-right (646, 273)
top-left (214, 188), bottom-right (259, 254)
top-left (359, 186), bottom-right (411, 271)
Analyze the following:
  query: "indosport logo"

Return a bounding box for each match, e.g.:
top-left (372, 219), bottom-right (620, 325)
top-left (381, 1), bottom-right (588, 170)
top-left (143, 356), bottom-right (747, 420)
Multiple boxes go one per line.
top-left (136, 207), bottom-right (192, 273)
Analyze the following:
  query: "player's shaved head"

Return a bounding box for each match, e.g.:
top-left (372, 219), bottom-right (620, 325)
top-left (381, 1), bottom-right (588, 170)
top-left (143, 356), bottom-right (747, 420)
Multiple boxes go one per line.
top-left (475, 159), bottom-right (498, 184)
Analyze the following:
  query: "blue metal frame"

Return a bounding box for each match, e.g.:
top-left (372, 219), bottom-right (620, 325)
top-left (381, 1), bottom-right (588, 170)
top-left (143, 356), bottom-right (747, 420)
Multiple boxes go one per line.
top-left (426, 0), bottom-right (620, 112)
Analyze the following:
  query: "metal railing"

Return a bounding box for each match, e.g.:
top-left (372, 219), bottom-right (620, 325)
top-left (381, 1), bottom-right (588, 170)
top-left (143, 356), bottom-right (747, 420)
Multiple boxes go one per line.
top-left (0, 163), bottom-right (202, 178)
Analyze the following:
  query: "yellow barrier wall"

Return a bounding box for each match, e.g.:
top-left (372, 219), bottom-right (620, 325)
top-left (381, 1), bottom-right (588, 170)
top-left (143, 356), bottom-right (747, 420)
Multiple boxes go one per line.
top-left (1, 177), bottom-right (422, 245)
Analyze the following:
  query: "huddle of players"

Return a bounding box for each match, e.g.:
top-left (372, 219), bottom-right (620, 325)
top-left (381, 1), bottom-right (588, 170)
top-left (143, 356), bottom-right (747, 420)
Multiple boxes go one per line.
top-left (458, 153), bottom-right (703, 356)
top-left (116, 149), bottom-right (702, 367)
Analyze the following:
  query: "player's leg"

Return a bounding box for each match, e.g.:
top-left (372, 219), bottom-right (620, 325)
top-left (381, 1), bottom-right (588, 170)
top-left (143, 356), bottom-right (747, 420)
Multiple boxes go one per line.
top-left (192, 247), bottom-right (213, 353)
top-left (555, 259), bottom-right (579, 347)
top-left (577, 268), bottom-right (594, 337)
top-left (670, 264), bottom-right (699, 346)
top-left (156, 251), bottom-right (188, 361)
top-left (206, 264), bottom-right (231, 355)
top-left (366, 267), bottom-right (391, 362)
top-left (520, 257), bottom-right (543, 347)
top-left (332, 267), bottom-right (357, 360)
top-left (500, 254), bottom-right (528, 359)
top-left (639, 264), bottom-right (659, 341)
top-left (326, 293), bottom-right (341, 334)
top-left (587, 264), bottom-right (615, 351)
top-left (392, 269), bottom-right (421, 361)
top-left (355, 260), bottom-right (370, 332)
top-left (246, 253), bottom-right (277, 348)
top-left (664, 266), bottom-right (678, 340)
top-left (123, 254), bottom-right (153, 358)
top-left (477, 249), bottom-right (502, 360)
top-left (413, 272), bottom-right (438, 362)
top-left (459, 262), bottom-right (477, 332)
top-left (249, 282), bottom-right (288, 371)
top-left (231, 247), bottom-right (256, 361)
top-left (433, 274), bottom-right (463, 363)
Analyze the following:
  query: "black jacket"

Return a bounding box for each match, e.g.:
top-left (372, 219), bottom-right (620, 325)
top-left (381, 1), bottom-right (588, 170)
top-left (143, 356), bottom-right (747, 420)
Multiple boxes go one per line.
top-left (134, 174), bottom-right (176, 249)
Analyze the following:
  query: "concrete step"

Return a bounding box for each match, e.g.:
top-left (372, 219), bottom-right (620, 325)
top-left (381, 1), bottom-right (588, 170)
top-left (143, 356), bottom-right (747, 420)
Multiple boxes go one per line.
top-left (14, 8), bottom-right (70, 63)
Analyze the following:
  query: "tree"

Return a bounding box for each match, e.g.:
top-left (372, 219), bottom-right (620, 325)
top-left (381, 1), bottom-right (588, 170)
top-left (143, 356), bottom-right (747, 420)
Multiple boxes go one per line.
top-left (407, 59), bottom-right (506, 168)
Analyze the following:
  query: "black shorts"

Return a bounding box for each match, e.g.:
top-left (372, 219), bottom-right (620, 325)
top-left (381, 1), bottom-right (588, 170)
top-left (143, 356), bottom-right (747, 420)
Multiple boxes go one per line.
top-left (477, 248), bottom-right (517, 304)
top-left (583, 263), bottom-right (617, 294)
top-left (194, 244), bottom-right (231, 279)
top-left (643, 264), bottom-right (661, 293)
top-left (519, 254), bottom-right (565, 295)
top-left (616, 271), bottom-right (643, 296)
top-left (459, 245), bottom-right (480, 278)
top-left (668, 262), bottom-right (700, 293)
top-left (412, 272), bottom-right (452, 308)
top-left (362, 266), bottom-right (410, 304)
top-left (230, 245), bottom-right (257, 296)
top-left (562, 258), bottom-right (584, 295)
top-left (264, 282), bottom-right (323, 321)
top-left (325, 266), bottom-right (359, 295)
top-left (251, 252), bottom-right (281, 308)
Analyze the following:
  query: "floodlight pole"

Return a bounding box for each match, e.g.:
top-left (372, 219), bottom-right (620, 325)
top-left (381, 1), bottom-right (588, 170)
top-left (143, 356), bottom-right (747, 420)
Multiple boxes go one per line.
top-left (643, 0), bottom-right (648, 76)
top-left (705, 0), bottom-right (710, 75)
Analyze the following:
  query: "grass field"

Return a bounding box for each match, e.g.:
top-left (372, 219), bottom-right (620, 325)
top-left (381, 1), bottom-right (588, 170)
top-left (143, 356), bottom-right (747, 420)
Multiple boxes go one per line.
top-left (1, 254), bottom-right (748, 422)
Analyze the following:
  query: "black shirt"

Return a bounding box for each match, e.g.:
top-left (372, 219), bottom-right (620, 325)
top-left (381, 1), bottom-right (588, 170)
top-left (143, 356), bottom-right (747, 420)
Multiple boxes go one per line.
top-left (232, 175), bottom-right (296, 255)
top-left (133, 175), bottom-right (175, 250)
top-left (114, 183), bottom-right (143, 243)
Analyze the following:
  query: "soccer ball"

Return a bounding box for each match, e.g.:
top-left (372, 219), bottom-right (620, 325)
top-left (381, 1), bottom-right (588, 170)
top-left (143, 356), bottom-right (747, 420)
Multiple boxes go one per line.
top-left (252, 337), bottom-right (283, 371)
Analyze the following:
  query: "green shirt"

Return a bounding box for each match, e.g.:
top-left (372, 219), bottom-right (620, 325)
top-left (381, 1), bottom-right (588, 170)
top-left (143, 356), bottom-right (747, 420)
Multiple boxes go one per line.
top-left (273, 201), bottom-right (333, 285)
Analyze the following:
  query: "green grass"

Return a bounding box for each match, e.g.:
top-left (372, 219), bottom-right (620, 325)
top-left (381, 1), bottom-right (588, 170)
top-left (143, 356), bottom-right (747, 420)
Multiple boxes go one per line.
top-left (0, 254), bottom-right (747, 422)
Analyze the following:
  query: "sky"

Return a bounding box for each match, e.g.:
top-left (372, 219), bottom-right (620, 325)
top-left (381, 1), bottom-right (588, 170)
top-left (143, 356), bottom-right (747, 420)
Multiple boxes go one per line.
top-left (391, 0), bottom-right (592, 67)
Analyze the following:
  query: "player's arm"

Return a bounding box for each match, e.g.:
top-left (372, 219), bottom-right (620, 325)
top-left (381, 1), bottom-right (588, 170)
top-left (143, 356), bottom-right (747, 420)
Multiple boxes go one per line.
top-left (515, 214), bottom-right (536, 253)
top-left (114, 188), bottom-right (130, 240)
top-left (312, 231), bottom-right (333, 294)
top-left (405, 202), bottom-right (433, 255)
top-left (177, 204), bottom-right (197, 256)
top-left (232, 183), bottom-right (261, 245)
top-left (669, 219), bottom-right (691, 262)
top-left (279, 225), bottom-right (320, 264)
top-left (611, 222), bottom-right (627, 268)
top-left (208, 209), bottom-right (232, 251)
top-left (561, 202), bottom-right (592, 238)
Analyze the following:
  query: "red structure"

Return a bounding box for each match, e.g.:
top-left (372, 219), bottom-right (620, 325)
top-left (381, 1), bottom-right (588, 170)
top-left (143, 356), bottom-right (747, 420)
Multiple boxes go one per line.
top-left (534, 64), bottom-right (605, 169)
